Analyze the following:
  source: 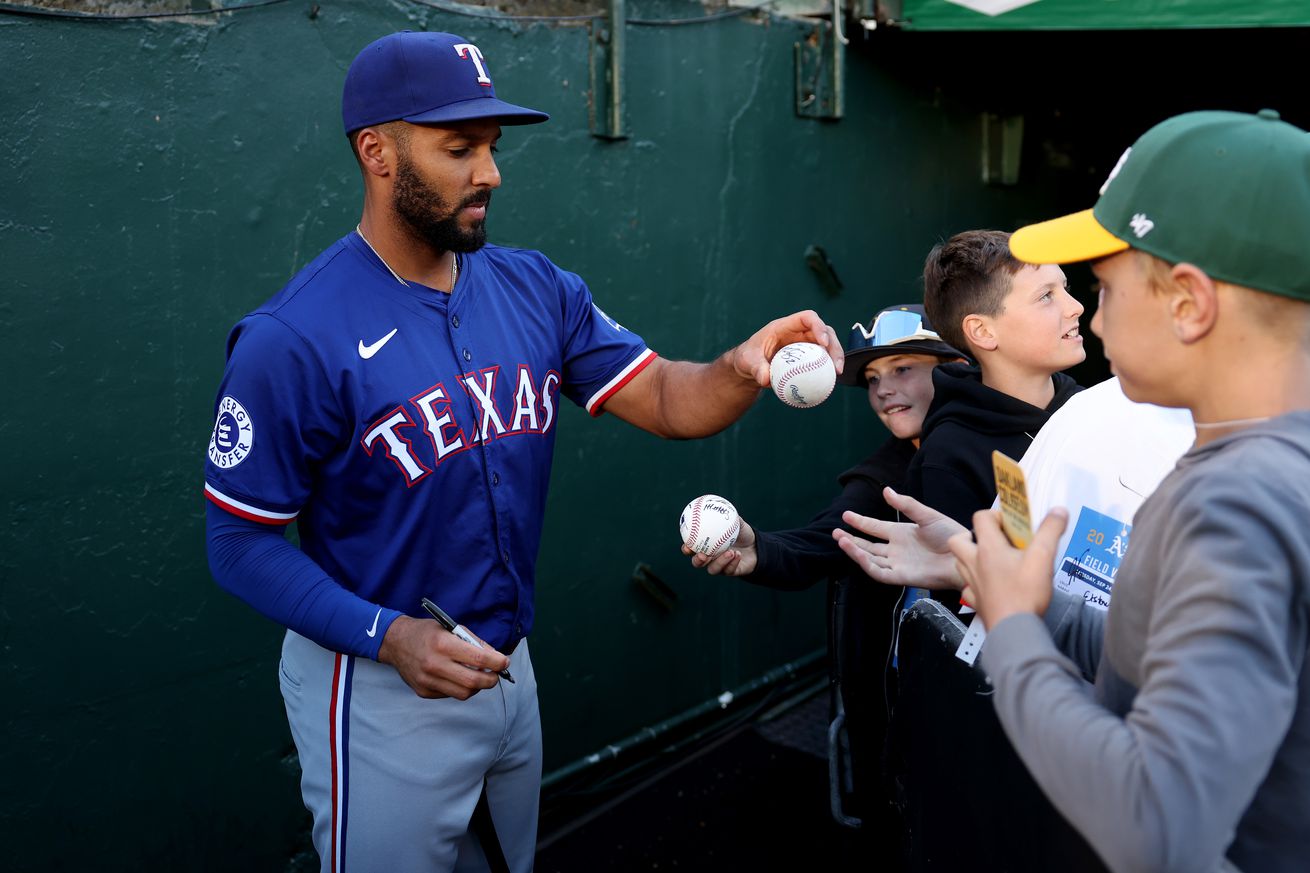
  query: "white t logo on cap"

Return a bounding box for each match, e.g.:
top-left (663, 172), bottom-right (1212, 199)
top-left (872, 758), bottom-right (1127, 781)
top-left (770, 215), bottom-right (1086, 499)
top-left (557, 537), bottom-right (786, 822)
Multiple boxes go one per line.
top-left (1100, 147), bottom-right (1132, 195)
top-left (454, 43), bottom-right (492, 86)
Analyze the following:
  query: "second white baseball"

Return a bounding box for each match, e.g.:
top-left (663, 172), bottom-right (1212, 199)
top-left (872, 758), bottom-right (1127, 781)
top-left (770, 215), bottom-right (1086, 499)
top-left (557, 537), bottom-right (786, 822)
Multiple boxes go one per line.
top-left (678, 494), bottom-right (741, 557)
top-left (770, 342), bottom-right (836, 409)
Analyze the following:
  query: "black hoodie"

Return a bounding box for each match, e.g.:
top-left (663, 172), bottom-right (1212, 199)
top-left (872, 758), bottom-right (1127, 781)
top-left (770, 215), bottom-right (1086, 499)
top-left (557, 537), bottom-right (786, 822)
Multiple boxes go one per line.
top-left (904, 362), bottom-right (1082, 528)
top-left (746, 434), bottom-right (915, 833)
top-left (748, 435), bottom-right (917, 590)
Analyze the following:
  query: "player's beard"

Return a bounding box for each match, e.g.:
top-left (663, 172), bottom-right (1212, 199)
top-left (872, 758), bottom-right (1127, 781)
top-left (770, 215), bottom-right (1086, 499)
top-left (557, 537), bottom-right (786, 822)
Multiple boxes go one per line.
top-left (392, 151), bottom-right (490, 255)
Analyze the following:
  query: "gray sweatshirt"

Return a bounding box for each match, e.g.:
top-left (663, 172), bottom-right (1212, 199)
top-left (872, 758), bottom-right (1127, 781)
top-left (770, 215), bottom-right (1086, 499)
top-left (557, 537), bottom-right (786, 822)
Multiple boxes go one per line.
top-left (981, 412), bottom-right (1310, 873)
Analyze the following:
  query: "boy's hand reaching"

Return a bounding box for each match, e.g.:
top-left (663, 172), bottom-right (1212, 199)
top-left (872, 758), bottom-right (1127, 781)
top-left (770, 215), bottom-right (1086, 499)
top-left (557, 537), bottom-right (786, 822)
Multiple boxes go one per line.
top-left (684, 520), bottom-right (758, 576)
top-left (950, 507), bottom-right (1068, 629)
top-left (834, 487), bottom-right (967, 589)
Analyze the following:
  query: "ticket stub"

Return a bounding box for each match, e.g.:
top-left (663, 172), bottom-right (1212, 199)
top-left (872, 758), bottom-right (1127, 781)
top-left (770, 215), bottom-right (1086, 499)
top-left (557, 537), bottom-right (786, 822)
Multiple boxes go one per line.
top-left (992, 450), bottom-right (1033, 550)
top-left (956, 452), bottom-right (1034, 666)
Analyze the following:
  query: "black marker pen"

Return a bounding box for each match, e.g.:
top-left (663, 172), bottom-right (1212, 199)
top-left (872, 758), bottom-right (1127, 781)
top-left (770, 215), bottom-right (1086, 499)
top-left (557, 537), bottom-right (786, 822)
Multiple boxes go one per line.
top-left (420, 597), bottom-right (515, 684)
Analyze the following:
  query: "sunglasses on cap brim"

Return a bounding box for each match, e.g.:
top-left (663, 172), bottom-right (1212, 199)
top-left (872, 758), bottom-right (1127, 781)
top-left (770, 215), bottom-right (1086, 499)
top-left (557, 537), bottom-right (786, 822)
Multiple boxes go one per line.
top-left (849, 309), bottom-right (944, 348)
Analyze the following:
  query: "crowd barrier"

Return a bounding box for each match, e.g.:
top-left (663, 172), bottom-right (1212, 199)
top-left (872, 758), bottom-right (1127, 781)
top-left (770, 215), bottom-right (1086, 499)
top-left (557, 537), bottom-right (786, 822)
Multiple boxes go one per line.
top-left (882, 598), bottom-right (1109, 872)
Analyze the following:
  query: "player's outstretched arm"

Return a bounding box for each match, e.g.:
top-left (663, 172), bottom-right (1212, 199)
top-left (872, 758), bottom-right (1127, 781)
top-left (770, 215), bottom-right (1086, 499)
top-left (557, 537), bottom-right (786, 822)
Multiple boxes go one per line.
top-left (833, 486), bottom-right (967, 590)
top-left (683, 520), bottom-right (759, 576)
top-left (604, 309), bottom-right (843, 438)
top-left (378, 616), bottom-right (511, 700)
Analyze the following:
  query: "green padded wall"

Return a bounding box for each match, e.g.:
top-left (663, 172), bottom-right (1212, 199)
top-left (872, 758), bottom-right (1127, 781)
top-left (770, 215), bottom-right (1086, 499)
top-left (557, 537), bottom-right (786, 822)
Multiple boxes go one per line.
top-left (6, 2), bottom-right (1304, 869)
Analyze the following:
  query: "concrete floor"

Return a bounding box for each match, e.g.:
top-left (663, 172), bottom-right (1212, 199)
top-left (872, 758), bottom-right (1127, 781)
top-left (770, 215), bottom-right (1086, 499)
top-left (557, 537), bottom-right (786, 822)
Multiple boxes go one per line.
top-left (535, 690), bottom-right (904, 872)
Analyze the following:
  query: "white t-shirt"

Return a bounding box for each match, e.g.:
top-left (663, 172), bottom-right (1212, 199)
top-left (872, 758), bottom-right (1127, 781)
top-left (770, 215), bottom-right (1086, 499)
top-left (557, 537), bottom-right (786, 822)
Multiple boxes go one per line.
top-left (1014, 377), bottom-right (1195, 610)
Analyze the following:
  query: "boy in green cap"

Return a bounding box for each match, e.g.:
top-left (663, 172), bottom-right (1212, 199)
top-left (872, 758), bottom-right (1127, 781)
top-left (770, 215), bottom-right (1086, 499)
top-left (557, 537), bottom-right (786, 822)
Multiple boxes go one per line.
top-left (837, 110), bottom-right (1310, 872)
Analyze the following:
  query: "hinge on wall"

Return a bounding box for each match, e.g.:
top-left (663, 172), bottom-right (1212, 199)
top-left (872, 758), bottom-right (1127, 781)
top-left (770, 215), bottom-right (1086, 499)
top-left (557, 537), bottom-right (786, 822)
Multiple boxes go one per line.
top-left (852, 1), bottom-right (906, 34)
top-left (632, 563), bottom-right (678, 613)
top-left (874, 0), bottom-right (903, 24)
top-left (589, 0), bottom-right (628, 140)
top-left (804, 244), bottom-right (843, 297)
top-left (982, 113), bottom-right (1024, 186)
top-left (794, 1), bottom-right (846, 120)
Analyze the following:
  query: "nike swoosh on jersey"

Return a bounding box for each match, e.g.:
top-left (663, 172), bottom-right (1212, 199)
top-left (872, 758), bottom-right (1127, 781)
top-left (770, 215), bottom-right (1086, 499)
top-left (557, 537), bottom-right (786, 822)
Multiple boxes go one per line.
top-left (358, 328), bottom-right (399, 359)
top-left (365, 609), bottom-right (382, 638)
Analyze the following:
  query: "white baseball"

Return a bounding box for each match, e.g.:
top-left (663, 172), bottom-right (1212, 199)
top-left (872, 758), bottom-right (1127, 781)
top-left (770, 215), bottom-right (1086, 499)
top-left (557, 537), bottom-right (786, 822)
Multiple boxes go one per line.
top-left (770, 342), bottom-right (836, 409)
top-left (678, 494), bottom-right (741, 557)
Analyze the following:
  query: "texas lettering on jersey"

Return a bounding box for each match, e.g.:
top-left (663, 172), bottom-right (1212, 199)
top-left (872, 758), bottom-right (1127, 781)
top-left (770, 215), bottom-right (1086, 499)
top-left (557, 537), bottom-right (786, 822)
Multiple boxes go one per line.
top-left (361, 364), bottom-right (562, 486)
top-left (204, 238), bottom-right (654, 654)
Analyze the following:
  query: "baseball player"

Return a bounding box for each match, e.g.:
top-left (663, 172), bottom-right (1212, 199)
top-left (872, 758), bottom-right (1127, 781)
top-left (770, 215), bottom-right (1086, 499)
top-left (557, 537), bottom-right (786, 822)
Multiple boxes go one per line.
top-left (204, 30), bottom-right (842, 873)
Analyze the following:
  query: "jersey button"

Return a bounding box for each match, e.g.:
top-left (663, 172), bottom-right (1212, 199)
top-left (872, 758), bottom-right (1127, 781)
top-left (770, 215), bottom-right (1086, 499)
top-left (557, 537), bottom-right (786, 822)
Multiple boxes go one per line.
top-left (451, 315), bottom-right (460, 328)
top-left (501, 548), bottom-right (511, 564)
top-left (492, 472), bottom-right (500, 486)
top-left (462, 348), bottom-right (472, 362)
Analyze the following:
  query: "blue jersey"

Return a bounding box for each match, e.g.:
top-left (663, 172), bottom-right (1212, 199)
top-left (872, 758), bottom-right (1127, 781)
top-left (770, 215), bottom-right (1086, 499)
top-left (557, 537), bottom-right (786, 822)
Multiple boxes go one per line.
top-left (205, 233), bottom-right (653, 654)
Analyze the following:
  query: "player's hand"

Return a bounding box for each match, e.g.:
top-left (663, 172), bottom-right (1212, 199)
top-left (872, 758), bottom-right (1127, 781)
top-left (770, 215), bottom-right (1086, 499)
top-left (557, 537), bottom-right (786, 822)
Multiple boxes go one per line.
top-left (833, 487), bottom-right (968, 589)
top-left (731, 309), bottom-right (844, 387)
top-left (377, 615), bottom-right (510, 700)
top-left (683, 520), bottom-right (758, 577)
top-left (950, 507), bottom-right (1067, 629)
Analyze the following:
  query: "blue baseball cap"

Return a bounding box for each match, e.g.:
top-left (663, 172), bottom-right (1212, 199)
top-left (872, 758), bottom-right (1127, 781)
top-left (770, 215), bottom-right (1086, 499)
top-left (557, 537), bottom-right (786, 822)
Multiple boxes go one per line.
top-left (342, 31), bottom-right (549, 135)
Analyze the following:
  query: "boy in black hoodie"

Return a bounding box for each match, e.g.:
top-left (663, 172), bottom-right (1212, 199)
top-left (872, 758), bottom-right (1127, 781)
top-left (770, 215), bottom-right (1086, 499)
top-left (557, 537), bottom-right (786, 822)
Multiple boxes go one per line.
top-left (904, 230), bottom-right (1085, 529)
top-left (684, 303), bottom-right (964, 839)
top-left (687, 304), bottom-right (963, 586)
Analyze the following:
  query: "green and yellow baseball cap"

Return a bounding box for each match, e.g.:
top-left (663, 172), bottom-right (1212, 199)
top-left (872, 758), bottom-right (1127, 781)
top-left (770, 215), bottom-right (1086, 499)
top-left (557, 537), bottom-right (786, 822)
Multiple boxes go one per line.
top-left (1010, 109), bottom-right (1310, 302)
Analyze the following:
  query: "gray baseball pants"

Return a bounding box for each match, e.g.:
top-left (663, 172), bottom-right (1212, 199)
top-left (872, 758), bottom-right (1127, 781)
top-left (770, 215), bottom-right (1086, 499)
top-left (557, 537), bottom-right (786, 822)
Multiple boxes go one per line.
top-left (279, 630), bottom-right (543, 872)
